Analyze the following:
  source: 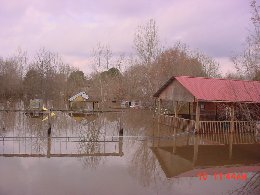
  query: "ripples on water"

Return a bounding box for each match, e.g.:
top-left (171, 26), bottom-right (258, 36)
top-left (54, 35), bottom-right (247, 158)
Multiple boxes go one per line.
top-left (0, 109), bottom-right (259, 195)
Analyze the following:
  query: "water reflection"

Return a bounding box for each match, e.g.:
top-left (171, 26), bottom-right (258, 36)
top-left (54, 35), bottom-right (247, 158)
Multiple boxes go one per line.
top-left (149, 122), bottom-right (260, 194)
top-left (0, 109), bottom-right (259, 195)
top-left (151, 134), bottom-right (260, 178)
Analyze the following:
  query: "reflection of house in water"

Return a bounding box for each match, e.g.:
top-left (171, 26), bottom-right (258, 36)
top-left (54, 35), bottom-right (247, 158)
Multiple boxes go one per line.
top-left (151, 134), bottom-right (260, 178)
top-left (68, 92), bottom-right (99, 111)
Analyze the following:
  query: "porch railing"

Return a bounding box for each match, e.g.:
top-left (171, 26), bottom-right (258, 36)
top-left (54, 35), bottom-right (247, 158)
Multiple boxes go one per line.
top-left (199, 121), bottom-right (257, 134)
top-left (158, 114), bottom-right (195, 132)
top-left (158, 114), bottom-right (258, 134)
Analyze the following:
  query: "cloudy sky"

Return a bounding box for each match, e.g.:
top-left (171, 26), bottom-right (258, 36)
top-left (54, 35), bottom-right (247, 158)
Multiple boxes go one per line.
top-left (0, 0), bottom-right (254, 75)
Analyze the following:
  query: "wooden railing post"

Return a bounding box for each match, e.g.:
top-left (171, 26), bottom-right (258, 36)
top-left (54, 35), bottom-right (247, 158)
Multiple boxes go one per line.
top-left (229, 133), bottom-right (233, 159)
top-left (193, 135), bottom-right (199, 165)
top-left (195, 101), bottom-right (200, 133)
top-left (230, 105), bottom-right (235, 133)
top-left (174, 101), bottom-right (179, 117)
top-left (157, 98), bottom-right (162, 123)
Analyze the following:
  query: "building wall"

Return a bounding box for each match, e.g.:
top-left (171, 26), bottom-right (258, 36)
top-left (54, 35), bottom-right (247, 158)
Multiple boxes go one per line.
top-left (70, 101), bottom-right (94, 111)
top-left (74, 96), bottom-right (85, 102)
top-left (159, 80), bottom-right (194, 102)
top-left (192, 102), bottom-right (217, 121)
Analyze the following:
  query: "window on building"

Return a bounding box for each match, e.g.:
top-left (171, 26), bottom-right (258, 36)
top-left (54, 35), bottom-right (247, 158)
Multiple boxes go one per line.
top-left (200, 103), bottom-right (205, 110)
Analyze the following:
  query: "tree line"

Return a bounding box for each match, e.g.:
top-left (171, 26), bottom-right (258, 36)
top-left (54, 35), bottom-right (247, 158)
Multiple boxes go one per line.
top-left (0, 1), bottom-right (258, 108)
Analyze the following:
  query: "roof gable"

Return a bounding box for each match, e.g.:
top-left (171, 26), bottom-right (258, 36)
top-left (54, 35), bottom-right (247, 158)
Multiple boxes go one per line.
top-left (154, 76), bottom-right (260, 103)
top-left (68, 91), bottom-right (89, 102)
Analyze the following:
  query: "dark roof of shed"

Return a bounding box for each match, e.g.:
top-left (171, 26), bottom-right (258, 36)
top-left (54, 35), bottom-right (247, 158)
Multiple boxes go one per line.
top-left (153, 76), bottom-right (260, 103)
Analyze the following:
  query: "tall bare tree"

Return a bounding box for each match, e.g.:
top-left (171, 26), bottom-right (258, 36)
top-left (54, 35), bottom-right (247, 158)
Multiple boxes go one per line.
top-left (134, 19), bottom-right (161, 66)
top-left (23, 48), bottom-right (73, 102)
top-left (233, 0), bottom-right (260, 80)
top-left (126, 41), bottom-right (220, 106)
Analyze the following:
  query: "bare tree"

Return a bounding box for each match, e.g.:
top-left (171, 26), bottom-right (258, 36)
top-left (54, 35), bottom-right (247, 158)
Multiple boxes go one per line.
top-left (228, 1), bottom-right (260, 124)
top-left (115, 53), bottom-right (125, 72)
top-left (126, 41), bottom-right (220, 106)
top-left (233, 0), bottom-right (260, 80)
top-left (0, 57), bottom-right (23, 99)
top-left (195, 52), bottom-right (220, 78)
top-left (104, 44), bottom-right (112, 70)
top-left (92, 42), bottom-right (104, 71)
top-left (134, 19), bottom-right (161, 66)
top-left (23, 48), bottom-right (74, 103)
top-left (91, 42), bottom-right (127, 106)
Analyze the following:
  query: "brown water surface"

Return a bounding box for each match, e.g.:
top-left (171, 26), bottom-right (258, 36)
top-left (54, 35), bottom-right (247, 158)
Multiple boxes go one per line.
top-left (0, 110), bottom-right (259, 195)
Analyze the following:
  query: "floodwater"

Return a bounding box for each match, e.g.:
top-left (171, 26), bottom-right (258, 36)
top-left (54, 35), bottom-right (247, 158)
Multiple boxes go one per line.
top-left (0, 109), bottom-right (259, 195)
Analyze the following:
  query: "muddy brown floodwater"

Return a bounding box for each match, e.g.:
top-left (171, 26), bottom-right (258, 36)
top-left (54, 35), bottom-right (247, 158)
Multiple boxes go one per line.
top-left (0, 110), bottom-right (259, 195)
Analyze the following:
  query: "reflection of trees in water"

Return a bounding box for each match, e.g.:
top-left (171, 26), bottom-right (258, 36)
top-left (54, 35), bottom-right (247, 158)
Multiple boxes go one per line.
top-left (1, 110), bottom-right (118, 162)
top-left (0, 111), bottom-right (7, 136)
top-left (29, 125), bottom-right (48, 154)
top-left (124, 110), bottom-right (191, 190)
top-left (0, 110), bottom-right (49, 154)
top-left (19, 112), bottom-right (49, 154)
top-left (77, 117), bottom-right (104, 169)
top-left (129, 140), bottom-right (168, 188)
top-left (48, 112), bottom-right (105, 168)
top-left (0, 129), bottom-right (5, 137)
top-left (229, 172), bottom-right (260, 195)
top-left (122, 110), bottom-right (168, 187)
top-left (22, 114), bottom-right (49, 154)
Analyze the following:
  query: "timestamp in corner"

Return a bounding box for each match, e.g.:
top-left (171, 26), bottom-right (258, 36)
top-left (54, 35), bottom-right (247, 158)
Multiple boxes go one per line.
top-left (197, 172), bottom-right (248, 181)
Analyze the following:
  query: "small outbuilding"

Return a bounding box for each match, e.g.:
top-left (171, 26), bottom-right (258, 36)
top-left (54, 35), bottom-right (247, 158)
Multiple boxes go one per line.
top-left (68, 91), bottom-right (99, 111)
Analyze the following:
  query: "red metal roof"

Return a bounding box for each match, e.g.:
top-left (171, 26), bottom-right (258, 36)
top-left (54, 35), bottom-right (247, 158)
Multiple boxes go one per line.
top-left (154, 76), bottom-right (260, 103)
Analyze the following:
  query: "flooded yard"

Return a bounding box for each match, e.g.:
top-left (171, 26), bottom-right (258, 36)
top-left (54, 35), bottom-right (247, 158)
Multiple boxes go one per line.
top-left (0, 110), bottom-right (259, 195)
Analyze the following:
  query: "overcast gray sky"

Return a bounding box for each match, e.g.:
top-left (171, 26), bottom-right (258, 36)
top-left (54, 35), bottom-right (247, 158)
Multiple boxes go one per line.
top-left (0, 0), bottom-right (254, 75)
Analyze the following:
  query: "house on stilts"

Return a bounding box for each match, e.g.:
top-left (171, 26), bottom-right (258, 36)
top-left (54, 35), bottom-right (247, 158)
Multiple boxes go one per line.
top-left (153, 76), bottom-right (260, 134)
